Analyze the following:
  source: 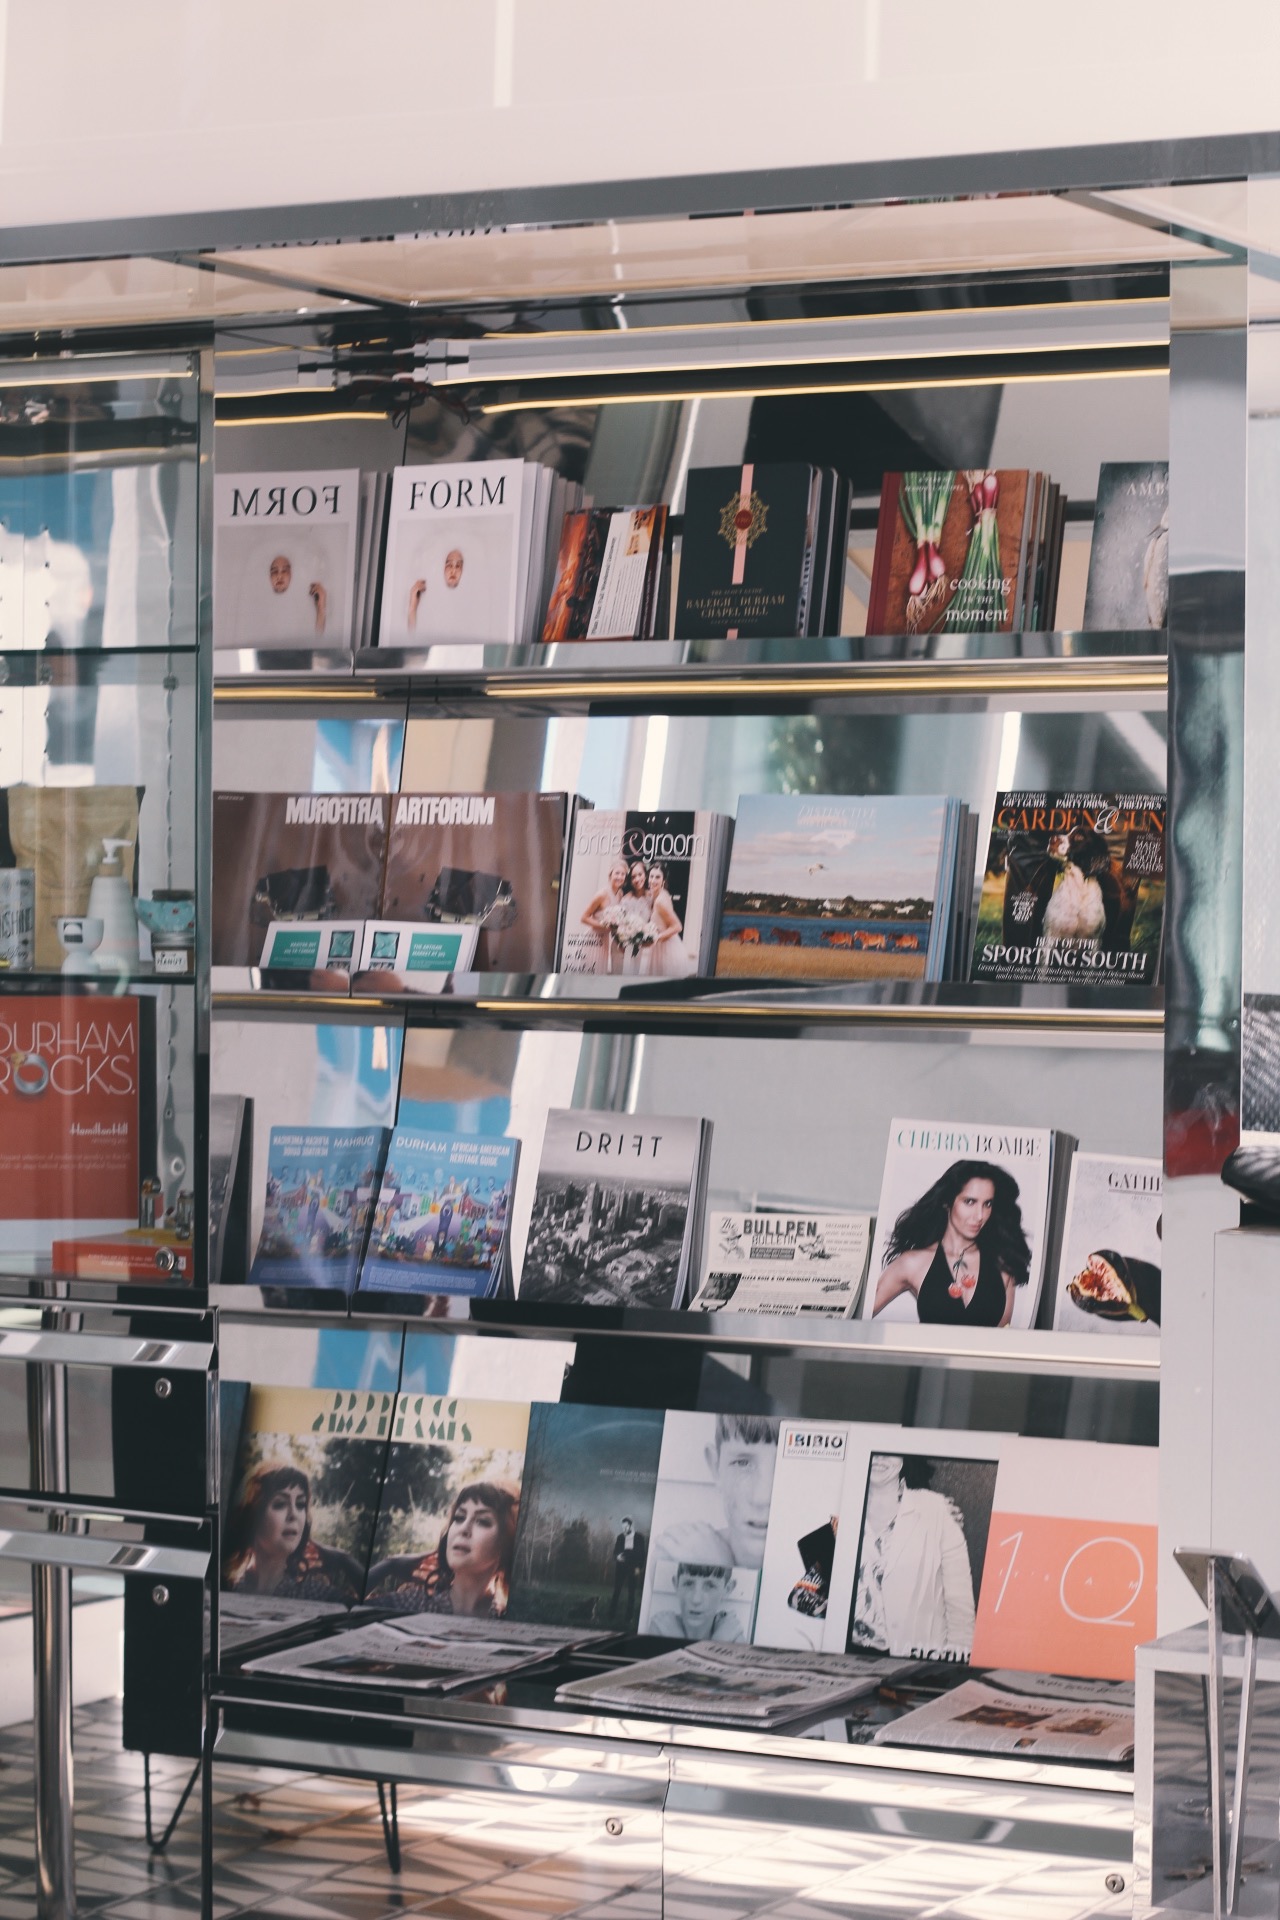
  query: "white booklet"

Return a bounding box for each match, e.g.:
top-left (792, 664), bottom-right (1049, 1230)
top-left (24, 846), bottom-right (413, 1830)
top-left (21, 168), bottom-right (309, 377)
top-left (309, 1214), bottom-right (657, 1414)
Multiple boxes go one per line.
top-left (874, 1677), bottom-right (1135, 1762)
top-left (689, 1211), bottom-right (871, 1316)
top-left (214, 469), bottom-right (360, 649)
top-left (861, 1118), bottom-right (1058, 1331)
top-left (555, 1641), bottom-right (913, 1726)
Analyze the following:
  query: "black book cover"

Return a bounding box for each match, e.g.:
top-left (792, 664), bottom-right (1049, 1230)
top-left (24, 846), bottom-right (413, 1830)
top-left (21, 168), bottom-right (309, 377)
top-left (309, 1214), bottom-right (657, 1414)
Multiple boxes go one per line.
top-left (676, 463), bottom-right (818, 640)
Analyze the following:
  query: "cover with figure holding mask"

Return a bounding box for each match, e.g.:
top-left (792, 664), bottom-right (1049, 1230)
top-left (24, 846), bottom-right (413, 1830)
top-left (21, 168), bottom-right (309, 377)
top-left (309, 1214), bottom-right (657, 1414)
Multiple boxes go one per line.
top-left (508, 1403), bottom-right (664, 1631)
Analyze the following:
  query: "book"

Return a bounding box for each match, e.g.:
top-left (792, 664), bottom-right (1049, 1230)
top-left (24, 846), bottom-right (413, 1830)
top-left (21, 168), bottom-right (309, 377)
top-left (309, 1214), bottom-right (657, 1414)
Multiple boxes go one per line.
top-left (874, 1677), bottom-right (1135, 1762)
top-left (754, 1420), bottom-right (860, 1651)
top-left (377, 460), bottom-right (534, 647)
top-left (50, 1228), bottom-right (195, 1284)
top-left (213, 470), bottom-right (361, 650)
top-left (247, 1125), bottom-right (389, 1293)
top-left (0, 993), bottom-right (148, 1250)
top-left (507, 1401), bottom-right (665, 1632)
top-left (363, 1394), bottom-right (530, 1616)
top-left (221, 1385), bottom-right (396, 1608)
top-left (860, 1118), bottom-right (1063, 1332)
top-left (518, 1108), bottom-right (712, 1311)
top-left (380, 790), bottom-right (575, 974)
top-left (823, 1423), bottom-right (1157, 1678)
top-left (637, 1411), bottom-right (781, 1641)
top-left (542, 506), bottom-right (666, 641)
top-left (688, 1211), bottom-right (871, 1316)
top-left (866, 469), bottom-right (1041, 635)
top-left (1082, 462), bottom-right (1169, 630)
top-left (559, 808), bottom-right (731, 979)
top-left (970, 791), bottom-right (1166, 987)
top-left (555, 1642), bottom-right (910, 1727)
top-left (676, 463), bottom-right (821, 640)
top-left (358, 1129), bottom-right (518, 1298)
top-left (714, 792), bottom-right (962, 985)
top-left (211, 791), bottom-right (389, 970)
top-left (1051, 1153), bottom-right (1161, 1334)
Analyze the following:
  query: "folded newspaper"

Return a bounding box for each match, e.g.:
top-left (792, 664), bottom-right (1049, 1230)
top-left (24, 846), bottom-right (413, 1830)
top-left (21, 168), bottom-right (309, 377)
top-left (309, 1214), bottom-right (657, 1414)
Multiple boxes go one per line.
top-left (219, 1594), bottom-right (349, 1654)
top-left (555, 1641), bottom-right (914, 1727)
top-left (874, 1678), bottom-right (1135, 1762)
top-left (243, 1615), bottom-right (608, 1692)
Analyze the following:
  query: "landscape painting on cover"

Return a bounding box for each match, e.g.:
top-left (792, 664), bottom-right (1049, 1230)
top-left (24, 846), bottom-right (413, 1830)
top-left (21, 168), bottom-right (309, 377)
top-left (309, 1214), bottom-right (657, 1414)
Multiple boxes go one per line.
top-left (716, 793), bottom-right (945, 981)
top-left (507, 1403), bottom-right (665, 1632)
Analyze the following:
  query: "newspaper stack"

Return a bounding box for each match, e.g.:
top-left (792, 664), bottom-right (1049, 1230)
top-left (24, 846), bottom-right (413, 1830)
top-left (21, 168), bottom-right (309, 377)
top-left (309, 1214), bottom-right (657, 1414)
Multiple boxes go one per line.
top-left (874, 1676), bottom-right (1135, 1763)
top-left (555, 1642), bottom-right (913, 1728)
top-left (243, 1615), bottom-right (612, 1694)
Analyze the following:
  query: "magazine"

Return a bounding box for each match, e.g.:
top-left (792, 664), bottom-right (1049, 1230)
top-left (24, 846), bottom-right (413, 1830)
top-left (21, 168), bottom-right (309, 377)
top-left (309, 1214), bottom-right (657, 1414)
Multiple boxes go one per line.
top-left (970, 791), bottom-right (1166, 987)
top-left (867, 469), bottom-right (1050, 635)
top-left (542, 506), bottom-right (666, 642)
top-left (555, 1641), bottom-right (912, 1727)
top-left (559, 809), bottom-right (731, 979)
top-left (221, 1385), bottom-right (396, 1608)
top-left (247, 1126), bottom-right (389, 1292)
top-left (363, 1395), bottom-right (529, 1616)
top-left (358, 1130), bottom-right (517, 1298)
top-left (1083, 462), bottom-right (1168, 631)
top-left (714, 793), bottom-right (962, 985)
top-left (860, 1118), bottom-right (1061, 1332)
top-left (676, 464), bottom-right (822, 641)
top-left (1051, 1153), bottom-right (1161, 1335)
top-left (378, 460), bottom-right (534, 647)
top-left (518, 1108), bottom-right (712, 1310)
top-left (823, 1422), bottom-right (1158, 1679)
top-left (875, 1678), bottom-right (1135, 1762)
top-left (688, 1211), bottom-right (871, 1316)
top-left (637, 1411), bottom-right (781, 1640)
top-left (213, 470), bottom-right (361, 649)
top-left (211, 791), bottom-right (389, 970)
top-left (379, 790), bottom-right (574, 974)
top-left (508, 1402), bottom-right (665, 1633)
top-left (754, 1420), bottom-right (859, 1652)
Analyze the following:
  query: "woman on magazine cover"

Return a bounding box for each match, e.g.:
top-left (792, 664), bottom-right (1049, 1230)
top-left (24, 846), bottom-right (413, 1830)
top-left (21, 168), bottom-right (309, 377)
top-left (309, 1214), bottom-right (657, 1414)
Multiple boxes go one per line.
top-left (364, 1480), bottom-right (519, 1617)
top-left (640, 860), bottom-right (695, 978)
top-left (578, 856), bottom-right (630, 973)
top-left (849, 1454), bottom-right (976, 1660)
top-left (223, 1465), bottom-right (363, 1603)
top-left (871, 1159), bottom-right (1031, 1329)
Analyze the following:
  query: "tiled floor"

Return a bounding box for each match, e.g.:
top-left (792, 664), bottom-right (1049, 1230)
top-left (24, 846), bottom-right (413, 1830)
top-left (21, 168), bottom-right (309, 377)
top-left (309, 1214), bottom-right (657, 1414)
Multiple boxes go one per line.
top-left (0, 1698), bottom-right (660, 1920)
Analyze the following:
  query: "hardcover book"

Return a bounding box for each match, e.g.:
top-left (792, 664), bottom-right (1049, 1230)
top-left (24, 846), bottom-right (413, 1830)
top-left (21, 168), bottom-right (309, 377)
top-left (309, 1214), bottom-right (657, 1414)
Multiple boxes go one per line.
top-left (358, 1129), bottom-right (518, 1298)
top-left (211, 791), bottom-right (389, 969)
top-left (213, 470), bottom-right (361, 650)
top-left (688, 1211), bottom-right (871, 1316)
top-left (637, 1411), bottom-right (781, 1641)
top-left (861, 1117), bottom-right (1059, 1332)
top-left (714, 792), bottom-right (959, 984)
top-left (867, 470), bottom-right (1035, 635)
top-left (676, 463), bottom-right (821, 640)
top-left (380, 790), bottom-right (573, 974)
top-left (221, 1384), bottom-right (396, 1608)
top-left (971, 790), bottom-right (1166, 986)
top-left (542, 506), bottom-right (666, 641)
top-left (1082, 462), bottom-right (1168, 630)
top-left (507, 1401), bottom-right (665, 1632)
top-left (378, 460), bottom-right (530, 647)
top-left (363, 1394), bottom-right (530, 1616)
top-left (248, 1125), bottom-right (389, 1293)
top-left (518, 1108), bottom-right (711, 1311)
top-left (1051, 1153), bottom-right (1161, 1335)
top-left (0, 994), bottom-right (147, 1249)
top-left (560, 808), bottom-right (729, 978)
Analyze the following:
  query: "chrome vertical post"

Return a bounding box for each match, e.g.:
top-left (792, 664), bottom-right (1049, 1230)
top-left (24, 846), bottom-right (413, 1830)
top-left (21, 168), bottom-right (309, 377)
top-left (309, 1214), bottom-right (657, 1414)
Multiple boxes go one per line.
top-left (27, 1352), bottom-right (76, 1919)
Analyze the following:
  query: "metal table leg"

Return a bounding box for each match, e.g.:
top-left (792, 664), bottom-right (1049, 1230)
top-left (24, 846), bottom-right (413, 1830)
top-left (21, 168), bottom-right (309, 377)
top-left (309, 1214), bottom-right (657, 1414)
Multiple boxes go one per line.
top-left (28, 1356), bottom-right (76, 1920)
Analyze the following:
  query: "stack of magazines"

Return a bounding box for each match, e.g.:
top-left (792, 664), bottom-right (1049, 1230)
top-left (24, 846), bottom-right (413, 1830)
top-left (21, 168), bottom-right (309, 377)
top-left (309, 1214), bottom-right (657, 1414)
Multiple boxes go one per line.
top-left (867, 468), bottom-right (1064, 636)
top-left (559, 808), bottom-right (733, 980)
top-left (555, 1643), bottom-right (913, 1729)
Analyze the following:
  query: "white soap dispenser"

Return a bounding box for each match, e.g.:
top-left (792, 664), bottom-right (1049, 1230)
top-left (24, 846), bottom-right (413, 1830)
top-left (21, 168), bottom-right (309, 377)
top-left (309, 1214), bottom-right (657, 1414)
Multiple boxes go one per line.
top-left (87, 838), bottom-right (140, 976)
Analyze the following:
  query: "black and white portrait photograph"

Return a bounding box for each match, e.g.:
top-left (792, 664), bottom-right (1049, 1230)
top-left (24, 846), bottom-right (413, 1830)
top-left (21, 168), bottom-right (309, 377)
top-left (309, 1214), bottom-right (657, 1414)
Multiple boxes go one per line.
top-left (846, 1450), bottom-right (999, 1662)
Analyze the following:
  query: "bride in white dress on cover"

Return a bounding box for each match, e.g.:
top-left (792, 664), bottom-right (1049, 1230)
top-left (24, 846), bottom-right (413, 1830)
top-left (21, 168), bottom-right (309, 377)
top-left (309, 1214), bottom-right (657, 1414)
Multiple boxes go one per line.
top-left (578, 857), bottom-right (629, 974)
top-left (641, 860), bottom-right (695, 978)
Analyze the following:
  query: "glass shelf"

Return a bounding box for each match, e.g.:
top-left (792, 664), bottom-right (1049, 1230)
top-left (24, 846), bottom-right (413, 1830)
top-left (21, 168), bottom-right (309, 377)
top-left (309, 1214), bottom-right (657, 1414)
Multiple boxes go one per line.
top-left (210, 973), bottom-right (1163, 1041)
top-left (213, 635), bottom-right (1168, 716)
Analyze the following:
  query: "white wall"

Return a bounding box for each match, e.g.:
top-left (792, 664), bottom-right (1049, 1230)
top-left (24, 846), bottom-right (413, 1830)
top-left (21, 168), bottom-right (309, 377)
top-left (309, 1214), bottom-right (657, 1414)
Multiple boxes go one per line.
top-left (0, 0), bottom-right (1277, 236)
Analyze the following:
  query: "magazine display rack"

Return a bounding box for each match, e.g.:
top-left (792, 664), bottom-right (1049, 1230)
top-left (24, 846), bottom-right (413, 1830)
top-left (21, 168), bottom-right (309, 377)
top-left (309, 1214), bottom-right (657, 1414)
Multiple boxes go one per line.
top-left (0, 145), bottom-right (1265, 1920)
